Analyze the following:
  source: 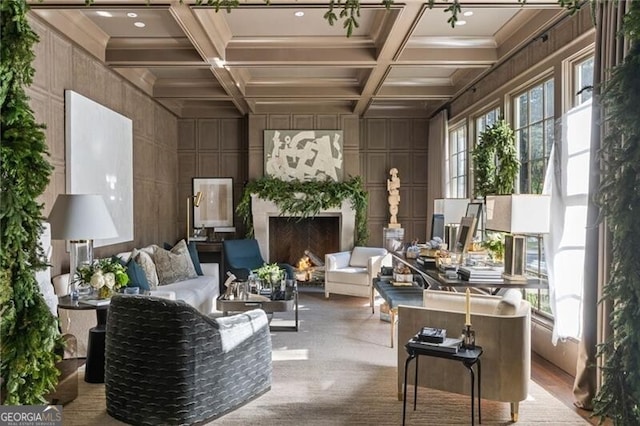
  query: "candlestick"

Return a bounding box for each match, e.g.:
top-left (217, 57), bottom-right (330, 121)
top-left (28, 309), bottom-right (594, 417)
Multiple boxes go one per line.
top-left (465, 288), bottom-right (471, 326)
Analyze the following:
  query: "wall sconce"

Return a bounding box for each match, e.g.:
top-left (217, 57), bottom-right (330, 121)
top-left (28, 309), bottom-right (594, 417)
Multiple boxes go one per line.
top-left (186, 191), bottom-right (203, 241)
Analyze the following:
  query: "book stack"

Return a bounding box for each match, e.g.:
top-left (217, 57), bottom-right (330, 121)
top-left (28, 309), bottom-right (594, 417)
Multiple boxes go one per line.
top-left (458, 265), bottom-right (503, 282)
top-left (410, 336), bottom-right (463, 353)
top-left (408, 327), bottom-right (463, 353)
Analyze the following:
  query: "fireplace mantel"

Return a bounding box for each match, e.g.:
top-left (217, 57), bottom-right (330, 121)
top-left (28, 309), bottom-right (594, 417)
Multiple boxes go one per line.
top-left (251, 194), bottom-right (355, 262)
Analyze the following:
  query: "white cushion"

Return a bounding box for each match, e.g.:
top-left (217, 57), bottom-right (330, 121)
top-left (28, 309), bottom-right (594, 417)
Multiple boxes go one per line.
top-left (349, 247), bottom-right (386, 267)
top-left (494, 289), bottom-right (523, 316)
top-left (326, 268), bottom-right (369, 286)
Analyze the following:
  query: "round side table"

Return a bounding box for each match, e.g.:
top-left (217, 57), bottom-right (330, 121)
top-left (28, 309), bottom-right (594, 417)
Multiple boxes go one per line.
top-left (57, 296), bottom-right (109, 383)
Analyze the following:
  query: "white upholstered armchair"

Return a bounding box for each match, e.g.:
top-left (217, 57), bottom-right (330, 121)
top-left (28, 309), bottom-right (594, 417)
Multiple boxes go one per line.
top-left (325, 246), bottom-right (391, 308)
top-left (397, 289), bottom-right (531, 422)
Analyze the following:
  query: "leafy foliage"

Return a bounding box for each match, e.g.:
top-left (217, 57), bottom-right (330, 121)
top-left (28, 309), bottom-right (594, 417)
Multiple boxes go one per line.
top-left (1, 0), bottom-right (62, 404)
top-left (472, 119), bottom-right (519, 197)
top-left (83, 0), bottom-right (590, 37)
top-left (237, 176), bottom-right (369, 245)
top-left (592, 1), bottom-right (640, 423)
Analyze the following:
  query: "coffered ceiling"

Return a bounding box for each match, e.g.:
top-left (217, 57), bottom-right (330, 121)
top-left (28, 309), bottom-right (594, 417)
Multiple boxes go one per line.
top-left (31, 1), bottom-right (568, 118)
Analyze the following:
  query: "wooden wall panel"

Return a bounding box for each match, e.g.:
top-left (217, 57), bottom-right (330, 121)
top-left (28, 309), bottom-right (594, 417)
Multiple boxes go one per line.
top-left (361, 118), bottom-right (430, 244)
top-left (29, 13), bottom-right (180, 275)
top-left (178, 120), bottom-right (196, 150)
top-left (198, 119), bottom-right (220, 151)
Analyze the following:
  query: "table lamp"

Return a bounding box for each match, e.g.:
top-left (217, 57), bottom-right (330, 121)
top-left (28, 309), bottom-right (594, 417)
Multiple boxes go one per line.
top-left (48, 194), bottom-right (118, 278)
top-left (186, 191), bottom-right (203, 241)
top-left (434, 198), bottom-right (470, 248)
top-left (485, 194), bottom-right (550, 282)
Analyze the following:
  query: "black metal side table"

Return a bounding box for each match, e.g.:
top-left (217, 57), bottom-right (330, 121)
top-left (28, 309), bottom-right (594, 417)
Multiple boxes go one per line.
top-left (57, 296), bottom-right (110, 383)
top-left (402, 339), bottom-right (483, 426)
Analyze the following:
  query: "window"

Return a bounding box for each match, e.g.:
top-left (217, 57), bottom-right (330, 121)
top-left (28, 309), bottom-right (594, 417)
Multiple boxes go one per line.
top-left (475, 107), bottom-right (501, 144)
top-left (447, 124), bottom-right (467, 198)
top-left (514, 78), bottom-right (554, 194)
top-left (574, 56), bottom-right (594, 106)
top-left (513, 78), bottom-right (554, 317)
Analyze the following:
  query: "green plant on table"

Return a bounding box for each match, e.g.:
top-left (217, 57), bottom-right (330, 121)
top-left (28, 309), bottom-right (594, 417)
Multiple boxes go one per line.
top-left (253, 263), bottom-right (284, 286)
top-left (482, 232), bottom-right (505, 263)
top-left (75, 258), bottom-right (129, 298)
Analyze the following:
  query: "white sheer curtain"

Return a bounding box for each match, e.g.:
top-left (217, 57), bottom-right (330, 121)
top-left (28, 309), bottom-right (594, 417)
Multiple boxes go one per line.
top-left (426, 110), bottom-right (448, 239)
top-left (543, 99), bottom-right (592, 344)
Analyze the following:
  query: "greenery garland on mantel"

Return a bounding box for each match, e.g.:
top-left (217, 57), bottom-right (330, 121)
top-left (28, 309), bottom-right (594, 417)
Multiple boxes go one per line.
top-left (236, 176), bottom-right (369, 246)
top-left (592, 1), bottom-right (640, 424)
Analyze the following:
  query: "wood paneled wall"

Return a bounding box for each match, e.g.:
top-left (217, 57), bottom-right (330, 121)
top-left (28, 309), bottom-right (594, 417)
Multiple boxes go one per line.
top-left (177, 114), bottom-right (430, 248)
top-left (28, 14), bottom-right (179, 276)
top-left (177, 118), bottom-right (248, 237)
top-left (360, 118), bottom-right (429, 247)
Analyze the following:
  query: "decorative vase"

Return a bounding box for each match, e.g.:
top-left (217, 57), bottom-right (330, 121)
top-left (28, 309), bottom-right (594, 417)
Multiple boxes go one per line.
top-left (97, 286), bottom-right (114, 299)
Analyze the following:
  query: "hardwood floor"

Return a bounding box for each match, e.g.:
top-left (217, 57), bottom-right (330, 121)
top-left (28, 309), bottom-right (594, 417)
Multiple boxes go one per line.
top-left (532, 352), bottom-right (598, 424)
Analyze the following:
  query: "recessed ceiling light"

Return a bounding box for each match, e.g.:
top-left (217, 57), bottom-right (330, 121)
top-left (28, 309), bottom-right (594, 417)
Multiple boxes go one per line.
top-left (127, 12), bottom-right (138, 18)
top-left (134, 22), bottom-right (146, 28)
top-left (455, 20), bottom-right (467, 26)
top-left (294, 11), bottom-right (304, 17)
top-left (96, 11), bottom-right (112, 18)
top-left (213, 57), bottom-right (226, 68)
top-left (463, 11), bottom-right (474, 17)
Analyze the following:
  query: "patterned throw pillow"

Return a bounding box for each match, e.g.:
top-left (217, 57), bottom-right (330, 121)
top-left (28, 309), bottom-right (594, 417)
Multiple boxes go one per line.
top-left (131, 248), bottom-right (159, 289)
top-left (153, 239), bottom-right (198, 286)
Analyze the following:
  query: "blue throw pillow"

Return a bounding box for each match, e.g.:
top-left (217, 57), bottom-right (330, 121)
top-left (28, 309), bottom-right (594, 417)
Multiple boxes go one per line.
top-left (163, 240), bottom-right (203, 276)
top-left (113, 255), bottom-right (150, 291)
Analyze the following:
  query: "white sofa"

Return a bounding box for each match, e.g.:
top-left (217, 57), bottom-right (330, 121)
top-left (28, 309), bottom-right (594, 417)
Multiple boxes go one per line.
top-left (397, 289), bottom-right (531, 422)
top-left (53, 251), bottom-right (219, 357)
top-left (325, 246), bottom-right (391, 308)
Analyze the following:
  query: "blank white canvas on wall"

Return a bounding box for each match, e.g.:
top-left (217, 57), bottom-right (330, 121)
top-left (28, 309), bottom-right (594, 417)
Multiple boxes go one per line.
top-left (65, 90), bottom-right (133, 247)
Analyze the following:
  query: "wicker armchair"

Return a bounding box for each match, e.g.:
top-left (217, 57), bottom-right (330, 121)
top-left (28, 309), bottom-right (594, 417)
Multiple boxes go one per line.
top-left (105, 295), bottom-right (272, 425)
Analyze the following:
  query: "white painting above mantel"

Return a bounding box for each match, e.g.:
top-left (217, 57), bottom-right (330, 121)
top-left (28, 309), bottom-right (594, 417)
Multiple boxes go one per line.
top-left (264, 130), bottom-right (344, 182)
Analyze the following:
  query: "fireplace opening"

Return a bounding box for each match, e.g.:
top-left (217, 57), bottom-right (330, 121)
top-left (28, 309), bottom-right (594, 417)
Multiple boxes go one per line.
top-left (268, 217), bottom-right (340, 267)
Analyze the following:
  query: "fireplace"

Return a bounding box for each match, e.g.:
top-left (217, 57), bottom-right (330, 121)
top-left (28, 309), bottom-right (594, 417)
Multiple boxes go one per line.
top-left (269, 217), bottom-right (339, 265)
top-left (251, 194), bottom-right (356, 262)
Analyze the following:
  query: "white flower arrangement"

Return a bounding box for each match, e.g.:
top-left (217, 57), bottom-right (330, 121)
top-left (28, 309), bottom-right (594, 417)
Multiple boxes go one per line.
top-left (75, 258), bottom-right (129, 298)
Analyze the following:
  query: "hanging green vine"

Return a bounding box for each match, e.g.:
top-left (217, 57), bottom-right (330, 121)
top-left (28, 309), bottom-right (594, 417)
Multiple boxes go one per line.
top-left (1, 0), bottom-right (63, 404)
top-left (237, 176), bottom-right (369, 246)
top-left (80, 0), bottom-right (590, 37)
top-left (592, 1), bottom-right (640, 424)
top-left (471, 119), bottom-right (519, 197)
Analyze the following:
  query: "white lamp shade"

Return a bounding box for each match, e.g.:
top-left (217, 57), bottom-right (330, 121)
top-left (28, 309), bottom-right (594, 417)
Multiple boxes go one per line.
top-left (485, 194), bottom-right (550, 234)
top-left (48, 194), bottom-right (118, 240)
top-left (434, 198), bottom-right (470, 225)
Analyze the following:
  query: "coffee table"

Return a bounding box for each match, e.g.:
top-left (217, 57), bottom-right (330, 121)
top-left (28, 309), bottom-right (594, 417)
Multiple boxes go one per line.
top-left (216, 291), bottom-right (299, 331)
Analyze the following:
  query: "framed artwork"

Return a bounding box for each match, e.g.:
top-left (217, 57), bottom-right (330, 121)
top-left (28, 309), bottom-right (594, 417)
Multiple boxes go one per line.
top-left (264, 130), bottom-right (344, 182)
top-left (193, 178), bottom-right (234, 228)
top-left (65, 90), bottom-right (133, 247)
top-left (465, 201), bottom-right (484, 238)
top-left (454, 216), bottom-right (477, 255)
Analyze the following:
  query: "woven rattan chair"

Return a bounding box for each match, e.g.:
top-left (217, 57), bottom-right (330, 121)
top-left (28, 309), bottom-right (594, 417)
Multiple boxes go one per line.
top-left (105, 295), bottom-right (272, 425)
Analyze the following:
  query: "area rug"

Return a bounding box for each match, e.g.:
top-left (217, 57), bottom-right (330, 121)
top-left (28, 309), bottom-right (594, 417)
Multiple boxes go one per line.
top-left (61, 288), bottom-right (589, 425)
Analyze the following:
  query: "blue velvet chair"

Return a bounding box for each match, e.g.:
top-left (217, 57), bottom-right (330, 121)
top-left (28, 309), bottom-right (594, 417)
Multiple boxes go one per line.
top-left (222, 238), bottom-right (294, 281)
